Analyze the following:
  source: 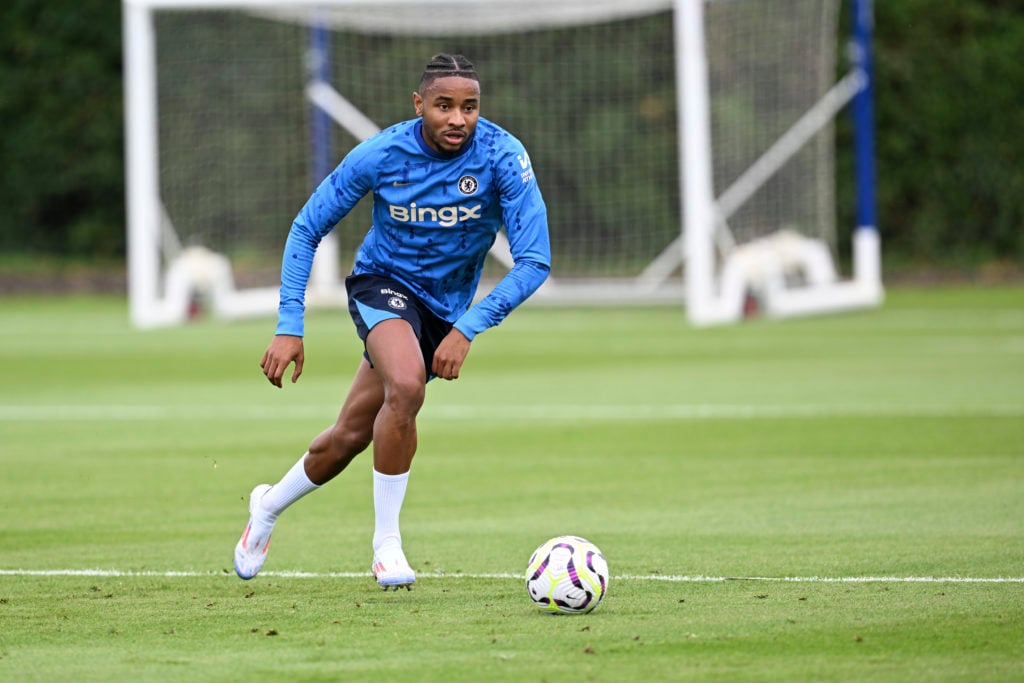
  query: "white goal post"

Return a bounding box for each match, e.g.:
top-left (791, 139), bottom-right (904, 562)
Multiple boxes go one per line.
top-left (123, 0), bottom-right (881, 328)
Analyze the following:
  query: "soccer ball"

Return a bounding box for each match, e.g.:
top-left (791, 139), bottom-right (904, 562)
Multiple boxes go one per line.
top-left (525, 535), bottom-right (608, 614)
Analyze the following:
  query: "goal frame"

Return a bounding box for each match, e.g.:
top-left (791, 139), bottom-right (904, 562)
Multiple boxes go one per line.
top-left (678, 0), bottom-right (881, 325)
top-left (123, 0), bottom-right (881, 328)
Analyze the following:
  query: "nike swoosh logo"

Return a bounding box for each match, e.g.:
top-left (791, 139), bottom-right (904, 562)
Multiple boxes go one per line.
top-left (392, 181), bottom-right (414, 187)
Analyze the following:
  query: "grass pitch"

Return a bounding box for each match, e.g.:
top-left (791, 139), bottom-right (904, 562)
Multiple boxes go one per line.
top-left (0, 286), bottom-right (1022, 682)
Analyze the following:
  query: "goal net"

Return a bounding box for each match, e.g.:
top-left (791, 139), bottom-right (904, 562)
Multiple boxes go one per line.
top-left (123, 0), bottom-right (881, 328)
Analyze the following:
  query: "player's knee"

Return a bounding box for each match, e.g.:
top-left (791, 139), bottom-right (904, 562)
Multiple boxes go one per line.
top-left (384, 374), bottom-right (425, 415)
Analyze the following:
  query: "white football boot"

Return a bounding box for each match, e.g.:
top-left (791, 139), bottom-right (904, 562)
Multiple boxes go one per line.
top-left (372, 546), bottom-right (416, 590)
top-left (233, 484), bottom-right (274, 580)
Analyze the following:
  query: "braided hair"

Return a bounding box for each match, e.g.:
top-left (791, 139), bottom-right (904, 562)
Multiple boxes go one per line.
top-left (418, 53), bottom-right (480, 93)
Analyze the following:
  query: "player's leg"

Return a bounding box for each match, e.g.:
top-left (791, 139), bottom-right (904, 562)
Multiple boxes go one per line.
top-left (234, 358), bottom-right (384, 580)
top-left (364, 317), bottom-right (427, 589)
top-left (305, 358), bottom-right (385, 483)
top-left (365, 317), bottom-right (426, 475)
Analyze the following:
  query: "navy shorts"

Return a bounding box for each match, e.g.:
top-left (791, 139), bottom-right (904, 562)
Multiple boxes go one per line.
top-left (345, 273), bottom-right (453, 380)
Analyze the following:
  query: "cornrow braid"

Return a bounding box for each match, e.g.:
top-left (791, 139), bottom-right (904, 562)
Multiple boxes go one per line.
top-left (418, 53), bottom-right (480, 93)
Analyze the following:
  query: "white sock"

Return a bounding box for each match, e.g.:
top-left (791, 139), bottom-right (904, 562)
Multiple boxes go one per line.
top-left (258, 452), bottom-right (321, 521)
top-left (373, 469), bottom-right (410, 553)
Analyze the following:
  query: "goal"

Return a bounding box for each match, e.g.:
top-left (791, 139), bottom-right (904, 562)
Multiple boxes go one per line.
top-left (123, 0), bottom-right (881, 328)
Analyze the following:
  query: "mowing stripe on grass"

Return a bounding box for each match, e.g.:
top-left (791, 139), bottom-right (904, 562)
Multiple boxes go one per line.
top-left (2, 404), bottom-right (1022, 421)
top-left (1, 569), bottom-right (1021, 583)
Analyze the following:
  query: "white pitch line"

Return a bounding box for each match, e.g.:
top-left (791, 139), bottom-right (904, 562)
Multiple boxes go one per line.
top-left (0, 569), bottom-right (1021, 583)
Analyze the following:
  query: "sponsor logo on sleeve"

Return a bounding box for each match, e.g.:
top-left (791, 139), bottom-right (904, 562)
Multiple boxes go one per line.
top-left (517, 153), bottom-right (534, 183)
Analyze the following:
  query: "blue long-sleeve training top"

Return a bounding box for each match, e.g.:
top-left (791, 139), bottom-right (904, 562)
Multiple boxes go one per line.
top-left (276, 116), bottom-right (552, 341)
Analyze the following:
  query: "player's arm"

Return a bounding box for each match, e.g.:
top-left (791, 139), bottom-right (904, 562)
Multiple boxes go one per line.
top-left (276, 144), bottom-right (377, 338)
top-left (433, 248), bottom-right (549, 380)
top-left (451, 145), bottom-right (552, 342)
top-left (435, 145), bottom-right (551, 380)
top-left (263, 143), bottom-right (376, 387)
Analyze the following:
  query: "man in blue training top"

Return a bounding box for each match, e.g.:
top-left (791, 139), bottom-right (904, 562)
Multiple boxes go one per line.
top-left (234, 54), bottom-right (552, 589)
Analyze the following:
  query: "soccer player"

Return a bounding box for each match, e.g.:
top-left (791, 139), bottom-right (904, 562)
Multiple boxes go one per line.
top-left (233, 54), bottom-right (551, 589)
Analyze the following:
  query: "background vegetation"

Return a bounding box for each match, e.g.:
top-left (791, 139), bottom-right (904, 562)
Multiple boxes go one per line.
top-left (0, 1), bottom-right (1021, 271)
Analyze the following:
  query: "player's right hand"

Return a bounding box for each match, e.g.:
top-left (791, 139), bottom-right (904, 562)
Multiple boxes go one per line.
top-left (260, 334), bottom-right (304, 388)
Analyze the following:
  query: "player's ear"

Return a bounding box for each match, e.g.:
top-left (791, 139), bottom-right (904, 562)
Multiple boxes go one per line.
top-left (413, 91), bottom-right (423, 117)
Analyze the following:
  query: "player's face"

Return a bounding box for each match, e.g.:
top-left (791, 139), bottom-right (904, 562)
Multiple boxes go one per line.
top-left (413, 76), bottom-right (480, 154)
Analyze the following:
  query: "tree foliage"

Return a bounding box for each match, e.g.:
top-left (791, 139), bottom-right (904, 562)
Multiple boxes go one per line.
top-left (869, 0), bottom-right (1024, 264)
top-left (0, 0), bottom-right (124, 257)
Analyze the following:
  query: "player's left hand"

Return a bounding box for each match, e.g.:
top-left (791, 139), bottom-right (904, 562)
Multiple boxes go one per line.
top-left (432, 328), bottom-right (471, 380)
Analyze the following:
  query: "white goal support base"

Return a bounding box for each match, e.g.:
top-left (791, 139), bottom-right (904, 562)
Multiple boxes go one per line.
top-left (685, 228), bottom-right (881, 325)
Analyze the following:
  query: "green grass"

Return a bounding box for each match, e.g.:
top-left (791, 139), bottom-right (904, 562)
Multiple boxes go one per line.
top-left (1, 286), bottom-right (1022, 682)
